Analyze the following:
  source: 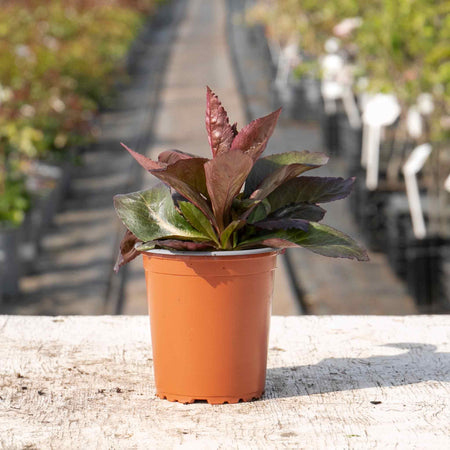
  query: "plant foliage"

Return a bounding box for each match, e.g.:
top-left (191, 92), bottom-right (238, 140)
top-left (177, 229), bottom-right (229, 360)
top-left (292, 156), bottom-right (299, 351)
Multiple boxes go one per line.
top-left (114, 87), bottom-right (368, 270)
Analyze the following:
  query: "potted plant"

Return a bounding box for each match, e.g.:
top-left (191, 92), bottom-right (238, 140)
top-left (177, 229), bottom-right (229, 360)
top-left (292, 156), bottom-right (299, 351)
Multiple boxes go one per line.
top-left (114, 87), bottom-right (368, 404)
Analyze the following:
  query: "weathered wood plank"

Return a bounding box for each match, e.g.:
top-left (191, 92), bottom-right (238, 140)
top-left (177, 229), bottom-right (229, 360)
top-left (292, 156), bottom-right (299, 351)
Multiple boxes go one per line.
top-left (0, 315), bottom-right (449, 449)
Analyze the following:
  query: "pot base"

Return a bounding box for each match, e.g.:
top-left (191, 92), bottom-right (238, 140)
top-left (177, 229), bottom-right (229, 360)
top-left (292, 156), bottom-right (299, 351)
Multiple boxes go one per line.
top-left (156, 390), bottom-right (264, 405)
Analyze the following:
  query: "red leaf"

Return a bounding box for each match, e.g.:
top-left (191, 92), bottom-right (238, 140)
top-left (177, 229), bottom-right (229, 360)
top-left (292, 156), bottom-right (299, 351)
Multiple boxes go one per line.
top-left (151, 239), bottom-right (216, 251)
top-left (204, 150), bottom-right (253, 231)
top-left (205, 87), bottom-right (235, 157)
top-left (230, 108), bottom-right (281, 160)
top-left (114, 230), bottom-right (141, 272)
top-left (122, 143), bottom-right (216, 228)
top-left (254, 218), bottom-right (310, 231)
top-left (158, 149), bottom-right (195, 164)
top-left (260, 238), bottom-right (299, 248)
top-left (121, 142), bottom-right (163, 171)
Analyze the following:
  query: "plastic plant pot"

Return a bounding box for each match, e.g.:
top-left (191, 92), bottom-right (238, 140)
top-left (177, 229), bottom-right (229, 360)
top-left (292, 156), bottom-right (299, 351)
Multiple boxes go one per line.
top-left (142, 248), bottom-right (278, 404)
top-left (406, 236), bottom-right (448, 312)
top-left (320, 111), bottom-right (341, 156)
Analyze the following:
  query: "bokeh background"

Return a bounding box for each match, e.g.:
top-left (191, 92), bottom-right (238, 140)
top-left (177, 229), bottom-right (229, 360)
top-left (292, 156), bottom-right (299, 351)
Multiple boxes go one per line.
top-left (0, 0), bottom-right (449, 315)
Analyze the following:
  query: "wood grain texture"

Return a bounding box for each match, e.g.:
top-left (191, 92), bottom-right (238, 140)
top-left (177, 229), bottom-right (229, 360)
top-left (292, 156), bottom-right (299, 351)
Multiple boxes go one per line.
top-left (0, 315), bottom-right (449, 449)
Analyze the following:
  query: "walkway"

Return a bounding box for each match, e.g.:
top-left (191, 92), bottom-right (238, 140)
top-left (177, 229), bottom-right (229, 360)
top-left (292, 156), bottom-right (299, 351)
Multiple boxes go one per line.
top-left (122, 0), bottom-right (299, 315)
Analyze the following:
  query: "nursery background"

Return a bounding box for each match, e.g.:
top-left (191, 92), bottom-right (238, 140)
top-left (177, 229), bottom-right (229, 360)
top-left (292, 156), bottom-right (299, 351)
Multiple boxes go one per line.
top-left (0, 0), bottom-right (449, 315)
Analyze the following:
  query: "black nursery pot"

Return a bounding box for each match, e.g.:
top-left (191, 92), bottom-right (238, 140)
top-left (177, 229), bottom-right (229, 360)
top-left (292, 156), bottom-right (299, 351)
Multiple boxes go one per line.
top-left (337, 113), bottom-right (362, 175)
top-left (277, 78), bottom-right (324, 122)
top-left (406, 236), bottom-right (450, 312)
top-left (384, 193), bottom-right (414, 279)
top-left (320, 111), bottom-right (341, 156)
top-left (351, 176), bottom-right (391, 253)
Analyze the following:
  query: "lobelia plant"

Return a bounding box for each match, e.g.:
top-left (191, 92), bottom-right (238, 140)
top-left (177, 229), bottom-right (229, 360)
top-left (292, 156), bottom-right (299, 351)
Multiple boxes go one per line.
top-left (113, 87), bottom-right (368, 270)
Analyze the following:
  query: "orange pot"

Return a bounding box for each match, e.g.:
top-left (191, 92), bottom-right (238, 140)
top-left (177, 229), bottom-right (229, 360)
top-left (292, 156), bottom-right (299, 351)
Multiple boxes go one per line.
top-left (142, 248), bottom-right (278, 404)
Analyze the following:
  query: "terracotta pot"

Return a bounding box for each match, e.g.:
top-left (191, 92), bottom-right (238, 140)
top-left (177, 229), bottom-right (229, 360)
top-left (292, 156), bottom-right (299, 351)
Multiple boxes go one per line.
top-left (142, 248), bottom-right (278, 404)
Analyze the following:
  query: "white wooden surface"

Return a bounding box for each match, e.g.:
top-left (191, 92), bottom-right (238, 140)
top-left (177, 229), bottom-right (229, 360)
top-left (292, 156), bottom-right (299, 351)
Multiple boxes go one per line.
top-left (0, 315), bottom-right (449, 449)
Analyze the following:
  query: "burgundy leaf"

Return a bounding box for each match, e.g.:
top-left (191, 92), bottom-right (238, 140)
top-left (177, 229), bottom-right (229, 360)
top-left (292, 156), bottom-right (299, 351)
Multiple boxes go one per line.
top-left (259, 238), bottom-right (299, 248)
top-left (268, 176), bottom-right (355, 211)
top-left (151, 239), bottom-right (216, 251)
top-left (254, 218), bottom-right (310, 231)
top-left (205, 86), bottom-right (235, 157)
top-left (114, 230), bottom-right (141, 273)
top-left (271, 203), bottom-right (326, 222)
top-left (204, 150), bottom-right (253, 231)
top-left (121, 142), bottom-right (164, 171)
top-left (230, 108), bottom-right (281, 160)
top-left (158, 149), bottom-right (195, 164)
top-left (248, 151), bottom-right (329, 201)
top-left (153, 158), bottom-right (216, 226)
top-left (122, 143), bottom-right (216, 228)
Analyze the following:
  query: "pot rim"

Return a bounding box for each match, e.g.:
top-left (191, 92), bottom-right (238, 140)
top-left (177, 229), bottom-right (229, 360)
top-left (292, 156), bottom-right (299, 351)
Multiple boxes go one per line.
top-left (141, 247), bottom-right (280, 257)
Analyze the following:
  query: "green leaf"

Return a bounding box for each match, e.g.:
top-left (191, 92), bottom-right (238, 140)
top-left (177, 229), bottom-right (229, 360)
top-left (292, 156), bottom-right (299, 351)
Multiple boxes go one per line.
top-left (231, 108), bottom-right (281, 160)
top-left (246, 198), bottom-right (271, 223)
top-left (220, 220), bottom-right (245, 249)
top-left (204, 150), bottom-right (253, 231)
top-left (239, 222), bottom-right (369, 261)
top-left (179, 201), bottom-right (219, 245)
top-left (114, 183), bottom-right (209, 243)
top-left (135, 241), bottom-right (157, 252)
top-left (268, 176), bottom-right (355, 211)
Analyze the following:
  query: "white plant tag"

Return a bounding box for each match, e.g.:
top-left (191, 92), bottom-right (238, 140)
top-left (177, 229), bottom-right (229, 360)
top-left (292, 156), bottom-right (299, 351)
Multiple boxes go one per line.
top-left (364, 124), bottom-right (381, 190)
top-left (444, 173), bottom-right (450, 192)
top-left (342, 86), bottom-right (361, 129)
top-left (363, 94), bottom-right (401, 189)
top-left (275, 42), bottom-right (299, 88)
top-left (324, 37), bottom-right (340, 54)
top-left (417, 93), bottom-right (434, 115)
top-left (407, 106), bottom-right (423, 139)
top-left (403, 143), bottom-right (432, 175)
top-left (321, 80), bottom-right (343, 100)
top-left (363, 94), bottom-right (400, 127)
top-left (402, 144), bottom-right (432, 239)
top-left (321, 80), bottom-right (343, 115)
top-left (321, 54), bottom-right (344, 78)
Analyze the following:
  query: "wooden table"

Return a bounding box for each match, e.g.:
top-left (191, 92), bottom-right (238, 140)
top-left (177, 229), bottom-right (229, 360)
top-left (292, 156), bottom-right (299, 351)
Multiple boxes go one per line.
top-left (1, 315), bottom-right (449, 448)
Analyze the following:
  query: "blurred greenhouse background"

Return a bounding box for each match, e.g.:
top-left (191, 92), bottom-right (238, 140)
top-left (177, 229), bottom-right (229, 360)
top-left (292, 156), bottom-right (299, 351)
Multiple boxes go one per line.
top-left (0, 0), bottom-right (449, 314)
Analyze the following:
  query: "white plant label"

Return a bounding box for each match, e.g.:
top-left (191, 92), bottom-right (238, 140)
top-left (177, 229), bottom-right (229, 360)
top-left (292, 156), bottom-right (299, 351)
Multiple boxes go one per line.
top-left (445, 173), bottom-right (450, 193)
top-left (407, 106), bottom-right (423, 139)
top-left (362, 94), bottom-right (401, 189)
top-left (363, 94), bottom-right (400, 127)
top-left (321, 54), bottom-right (344, 78)
top-left (321, 80), bottom-right (343, 114)
top-left (324, 37), bottom-right (340, 54)
top-left (342, 86), bottom-right (361, 129)
top-left (402, 143), bottom-right (432, 239)
top-left (417, 93), bottom-right (434, 115)
top-left (275, 43), bottom-right (299, 88)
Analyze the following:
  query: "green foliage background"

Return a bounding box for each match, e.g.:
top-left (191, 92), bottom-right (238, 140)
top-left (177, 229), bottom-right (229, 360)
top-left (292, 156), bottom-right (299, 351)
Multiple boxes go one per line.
top-left (0, 0), bottom-right (161, 227)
